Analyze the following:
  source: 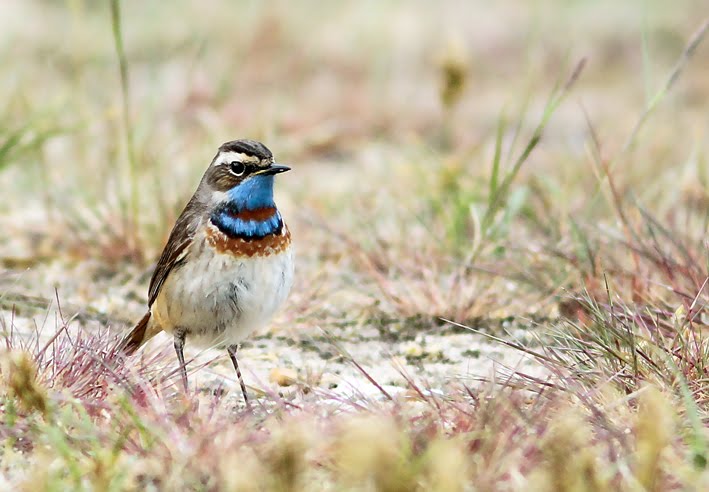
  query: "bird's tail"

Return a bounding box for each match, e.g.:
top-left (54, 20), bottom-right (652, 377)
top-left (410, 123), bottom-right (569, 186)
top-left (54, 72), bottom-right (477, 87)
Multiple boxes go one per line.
top-left (119, 311), bottom-right (159, 355)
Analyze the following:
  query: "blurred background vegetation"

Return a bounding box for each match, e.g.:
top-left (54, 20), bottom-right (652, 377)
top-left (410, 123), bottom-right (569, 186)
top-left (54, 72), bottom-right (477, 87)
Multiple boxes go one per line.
top-left (2, 0), bottom-right (706, 261)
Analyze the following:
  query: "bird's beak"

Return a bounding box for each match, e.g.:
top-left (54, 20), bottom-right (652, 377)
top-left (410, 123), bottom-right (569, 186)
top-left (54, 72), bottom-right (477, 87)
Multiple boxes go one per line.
top-left (256, 164), bottom-right (291, 176)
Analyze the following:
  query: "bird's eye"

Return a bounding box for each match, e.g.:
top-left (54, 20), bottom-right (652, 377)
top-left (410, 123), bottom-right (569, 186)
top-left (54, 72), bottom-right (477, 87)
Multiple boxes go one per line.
top-left (229, 161), bottom-right (246, 176)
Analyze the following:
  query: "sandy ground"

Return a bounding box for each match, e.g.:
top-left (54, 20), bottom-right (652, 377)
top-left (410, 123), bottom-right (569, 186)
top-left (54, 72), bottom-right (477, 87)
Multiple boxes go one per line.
top-left (0, 256), bottom-right (544, 406)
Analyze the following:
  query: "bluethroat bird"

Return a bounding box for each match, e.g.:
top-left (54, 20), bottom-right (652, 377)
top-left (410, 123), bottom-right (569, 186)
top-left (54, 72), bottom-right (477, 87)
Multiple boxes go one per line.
top-left (120, 139), bottom-right (294, 402)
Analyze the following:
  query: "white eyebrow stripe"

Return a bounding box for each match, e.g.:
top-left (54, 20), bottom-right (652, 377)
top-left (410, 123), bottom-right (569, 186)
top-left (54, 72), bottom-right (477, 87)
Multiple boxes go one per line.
top-left (213, 151), bottom-right (261, 166)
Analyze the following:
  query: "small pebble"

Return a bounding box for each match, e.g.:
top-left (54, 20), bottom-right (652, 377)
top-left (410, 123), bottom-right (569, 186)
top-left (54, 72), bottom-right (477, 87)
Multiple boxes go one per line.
top-left (269, 367), bottom-right (298, 387)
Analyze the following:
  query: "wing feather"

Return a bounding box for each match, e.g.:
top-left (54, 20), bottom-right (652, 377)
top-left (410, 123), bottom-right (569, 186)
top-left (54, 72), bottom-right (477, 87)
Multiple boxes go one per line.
top-left (147, 198), bottom-right (205, 307)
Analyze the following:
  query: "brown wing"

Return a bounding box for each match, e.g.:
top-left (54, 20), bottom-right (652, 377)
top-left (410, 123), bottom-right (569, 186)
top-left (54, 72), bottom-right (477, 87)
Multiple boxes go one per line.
top-left (147, 197), bottom-right (204, 307)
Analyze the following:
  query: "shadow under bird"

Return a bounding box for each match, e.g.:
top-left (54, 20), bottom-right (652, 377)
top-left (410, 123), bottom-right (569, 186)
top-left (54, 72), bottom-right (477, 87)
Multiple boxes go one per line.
top-left (120, 139), bottom-right (294, 402)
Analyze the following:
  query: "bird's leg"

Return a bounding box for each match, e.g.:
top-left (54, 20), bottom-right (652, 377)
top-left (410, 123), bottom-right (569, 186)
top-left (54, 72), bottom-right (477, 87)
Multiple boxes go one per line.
top-left (174, 329), bottom-right (188, 392)
top-left (227, 344), bottom-right (249, 405)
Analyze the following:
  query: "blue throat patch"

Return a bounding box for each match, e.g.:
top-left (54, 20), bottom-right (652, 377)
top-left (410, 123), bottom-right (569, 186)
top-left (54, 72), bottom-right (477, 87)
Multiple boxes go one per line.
top-left (211, 175), bottom-right (283, 240)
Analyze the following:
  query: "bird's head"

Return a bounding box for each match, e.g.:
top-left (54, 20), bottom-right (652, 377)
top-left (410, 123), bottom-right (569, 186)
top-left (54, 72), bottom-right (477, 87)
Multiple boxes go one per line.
top-left (204, 139), bottom-right (290, 210)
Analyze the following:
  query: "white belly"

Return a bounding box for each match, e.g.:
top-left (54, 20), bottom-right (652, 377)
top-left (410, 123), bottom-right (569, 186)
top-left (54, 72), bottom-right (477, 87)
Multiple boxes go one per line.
top-left (152, 235), bottom-right (294, 347)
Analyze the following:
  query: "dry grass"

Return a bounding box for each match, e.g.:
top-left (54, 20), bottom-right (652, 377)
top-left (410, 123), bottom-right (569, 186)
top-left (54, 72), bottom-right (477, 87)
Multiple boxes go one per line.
top-left (2, 0), bottom-right (709, 490)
